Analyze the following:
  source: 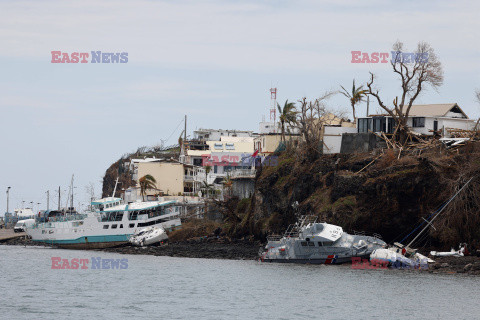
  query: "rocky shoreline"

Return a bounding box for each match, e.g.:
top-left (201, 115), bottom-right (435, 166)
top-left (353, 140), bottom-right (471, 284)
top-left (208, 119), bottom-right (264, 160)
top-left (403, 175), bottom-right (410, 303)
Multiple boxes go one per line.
top-left (3, 237), bottom-right (480, 274)
top-left (1, 236), bottom-right (263, 260)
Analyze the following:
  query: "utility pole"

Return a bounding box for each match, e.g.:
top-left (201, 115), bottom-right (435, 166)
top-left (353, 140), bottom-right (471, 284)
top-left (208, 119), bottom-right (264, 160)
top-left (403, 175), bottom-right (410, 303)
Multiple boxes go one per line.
top-left (46, 190), bottom-right (49, 211)
top-left (366, 95), bottom-right (370, 117)
top-left (6, 187), bottom-right (11, 214)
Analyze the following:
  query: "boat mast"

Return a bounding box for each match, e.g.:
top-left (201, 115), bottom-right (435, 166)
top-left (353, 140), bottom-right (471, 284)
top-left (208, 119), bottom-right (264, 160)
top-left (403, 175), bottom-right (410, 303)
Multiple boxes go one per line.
top-left (58, 186), bottom-right (61, 210)
top-left (70, 175), bottom-right (74, 210)
top-left (406, 177), bottom-right (474, 249)
top-left (112, 177), bottom-right (119, 198)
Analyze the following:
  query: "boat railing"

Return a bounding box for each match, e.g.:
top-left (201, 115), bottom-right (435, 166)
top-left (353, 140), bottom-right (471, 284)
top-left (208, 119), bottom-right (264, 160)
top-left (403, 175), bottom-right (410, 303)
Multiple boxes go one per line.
top-left (352, 230), bottom-right (383, 240)
top-left (266, 235), bottom-right (283, 242)
top-left (281, 215), bottom-right (318, 238)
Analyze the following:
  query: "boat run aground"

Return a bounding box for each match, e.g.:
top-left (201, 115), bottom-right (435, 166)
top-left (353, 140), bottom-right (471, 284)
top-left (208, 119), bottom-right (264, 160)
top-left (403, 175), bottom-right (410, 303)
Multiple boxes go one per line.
top-left (261, 216), bottom-right (386, 264)
top-left (26, 197), bottom-right (182, 249)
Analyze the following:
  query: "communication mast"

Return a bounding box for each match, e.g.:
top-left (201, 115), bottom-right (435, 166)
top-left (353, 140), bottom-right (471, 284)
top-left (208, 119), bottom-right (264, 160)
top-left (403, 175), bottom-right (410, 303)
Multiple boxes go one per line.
top-left (269, 88), bottom-right (277, 133)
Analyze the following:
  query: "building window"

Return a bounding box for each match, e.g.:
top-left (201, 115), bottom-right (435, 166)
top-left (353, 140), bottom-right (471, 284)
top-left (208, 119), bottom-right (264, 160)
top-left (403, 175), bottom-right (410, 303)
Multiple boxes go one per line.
top-left (358, 118), bottom-right (372, 133)
top-left (225, 143), bottom-right (235, 150)
top-left (412, 117), bottom-right (425, 128)
top-left (387, 118), bottom-right (396, 134)
top-left (214, 143), bottom-right (223, 150)
top-left (372, 117), bottom-right (386, 132)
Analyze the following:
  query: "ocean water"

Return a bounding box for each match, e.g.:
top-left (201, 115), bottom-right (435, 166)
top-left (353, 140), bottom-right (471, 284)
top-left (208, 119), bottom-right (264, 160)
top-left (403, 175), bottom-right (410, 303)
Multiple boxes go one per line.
top-left (1, 245), bottom-right (479, 320)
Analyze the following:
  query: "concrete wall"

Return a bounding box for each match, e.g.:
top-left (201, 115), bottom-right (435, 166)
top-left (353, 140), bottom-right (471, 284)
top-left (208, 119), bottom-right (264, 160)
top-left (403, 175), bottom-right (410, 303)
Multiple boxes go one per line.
top-left (255, 134), bottom-right (300, 154)
top-left (340, 133), bottom-right (378, 154)
top-left (232, 179), bottom-right (255, 199)
top-left (136, 162), bottom-right (184, 195)
top-left (323, 126), bottom-right (358, 154)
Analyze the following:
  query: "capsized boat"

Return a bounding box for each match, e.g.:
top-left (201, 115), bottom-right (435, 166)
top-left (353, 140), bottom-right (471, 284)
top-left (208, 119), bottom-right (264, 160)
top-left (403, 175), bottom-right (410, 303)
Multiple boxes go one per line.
top-left (260, 216), bottom-right (386, 264)
top-left (129, 225), bottom-right (168, 246)
top-left (369, 178), bottom-right (475, 268)
top-left (370, 243), bottom-right (433, 269)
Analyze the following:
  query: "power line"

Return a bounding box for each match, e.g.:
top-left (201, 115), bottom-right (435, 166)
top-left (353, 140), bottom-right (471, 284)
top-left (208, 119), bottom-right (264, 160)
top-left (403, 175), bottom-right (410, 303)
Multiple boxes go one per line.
top-left (164, 117), bottom-right (185, 145)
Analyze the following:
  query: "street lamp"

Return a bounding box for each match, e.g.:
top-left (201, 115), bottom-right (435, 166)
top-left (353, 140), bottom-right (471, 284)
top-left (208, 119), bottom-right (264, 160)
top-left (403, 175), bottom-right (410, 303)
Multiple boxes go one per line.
top-left (6, 187), bottom-right (11, 214)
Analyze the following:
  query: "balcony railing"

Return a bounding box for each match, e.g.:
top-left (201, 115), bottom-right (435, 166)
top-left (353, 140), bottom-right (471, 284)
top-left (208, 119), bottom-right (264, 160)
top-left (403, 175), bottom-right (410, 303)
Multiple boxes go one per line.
top-left (229, 169), bottom-right (256, 179)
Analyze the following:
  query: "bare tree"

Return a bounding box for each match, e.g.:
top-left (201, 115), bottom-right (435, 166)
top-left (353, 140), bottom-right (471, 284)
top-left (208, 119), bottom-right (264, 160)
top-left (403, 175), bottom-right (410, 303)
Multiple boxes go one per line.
top-left (366, 41), bottom-right (444, 144)
top-left (476, 89), bottom-right (480, 105)
top-left (295, 92), bottom-right (339, 159)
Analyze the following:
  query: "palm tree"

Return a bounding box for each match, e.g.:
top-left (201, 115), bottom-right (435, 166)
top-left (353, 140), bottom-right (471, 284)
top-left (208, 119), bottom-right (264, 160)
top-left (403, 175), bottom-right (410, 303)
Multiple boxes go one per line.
top-left (223, 173), bottom-right (233, 198)
top-left (277, 100), bottom-right (297, 142)
top-left (340, 79), bottom-right (367, 121)
top-left (204, 165), bottom-right (212, 184)
top-left (139, 174), bottom-right (157, 201)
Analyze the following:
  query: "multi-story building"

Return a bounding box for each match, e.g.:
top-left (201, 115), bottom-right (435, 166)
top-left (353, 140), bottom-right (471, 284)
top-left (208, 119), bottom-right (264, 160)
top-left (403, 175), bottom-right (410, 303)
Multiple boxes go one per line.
top-left (356, 103), bottom-right (475, 136)
top-left (130, 158), bottom-right (204, 197)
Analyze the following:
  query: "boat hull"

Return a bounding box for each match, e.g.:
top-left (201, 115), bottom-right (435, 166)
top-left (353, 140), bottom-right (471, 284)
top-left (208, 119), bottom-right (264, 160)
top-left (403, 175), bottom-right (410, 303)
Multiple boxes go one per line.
top-left (262, 254), bottom-right (370, 265)
top-left (31, 234), bottom-right (130, 249)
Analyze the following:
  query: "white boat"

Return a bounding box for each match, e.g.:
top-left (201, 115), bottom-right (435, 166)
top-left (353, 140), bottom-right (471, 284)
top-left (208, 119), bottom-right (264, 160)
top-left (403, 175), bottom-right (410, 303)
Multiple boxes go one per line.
top-left (370, 178), bottom-right (474, 268)
top-left (26, 197), bottom-right (182, 249)
top-left (261, 216), bottom-right (386, 264)
top-left (370, 246), bottom-right (432, 269)
top-left (129, 226), bottom-right (168, 246)
top-left (430, 244), bottom-right (466, 257)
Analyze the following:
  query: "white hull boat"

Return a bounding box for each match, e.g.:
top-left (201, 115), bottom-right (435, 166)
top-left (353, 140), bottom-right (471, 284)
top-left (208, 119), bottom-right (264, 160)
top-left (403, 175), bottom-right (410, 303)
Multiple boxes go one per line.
top-left (129, 226), bottom-right (168, 246)
top-left (261, 216), bottom-right (386, 264)
top-left (27, 197), bottom-right (182, 249)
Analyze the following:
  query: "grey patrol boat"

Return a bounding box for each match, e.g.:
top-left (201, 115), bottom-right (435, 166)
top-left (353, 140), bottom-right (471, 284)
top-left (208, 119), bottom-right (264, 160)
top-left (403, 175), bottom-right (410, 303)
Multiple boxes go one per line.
top-left (261, 216), bottom-right (386, 264)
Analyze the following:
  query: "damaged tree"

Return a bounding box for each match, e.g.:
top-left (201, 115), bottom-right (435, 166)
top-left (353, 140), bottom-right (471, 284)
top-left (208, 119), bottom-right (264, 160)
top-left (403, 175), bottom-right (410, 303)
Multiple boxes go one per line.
top-left (295, 92), bottom-right (341, 160)
top-left (366, 41), bottom-right (444, 144)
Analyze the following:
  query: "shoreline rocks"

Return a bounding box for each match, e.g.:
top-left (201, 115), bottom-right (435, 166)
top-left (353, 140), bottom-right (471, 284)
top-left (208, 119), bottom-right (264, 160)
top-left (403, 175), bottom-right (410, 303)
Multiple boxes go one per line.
top-left (3, 237), bottom-right (480, 274)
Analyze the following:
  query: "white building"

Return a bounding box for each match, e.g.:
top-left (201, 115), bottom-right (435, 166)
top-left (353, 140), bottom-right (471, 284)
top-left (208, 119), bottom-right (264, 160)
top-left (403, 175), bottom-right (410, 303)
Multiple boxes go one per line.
top-left (186, 136), bottom-right (256, 183)
top-left (356, 103), bottom-right (475, 136)
top-left (193, 128), bottom-right (255, 141)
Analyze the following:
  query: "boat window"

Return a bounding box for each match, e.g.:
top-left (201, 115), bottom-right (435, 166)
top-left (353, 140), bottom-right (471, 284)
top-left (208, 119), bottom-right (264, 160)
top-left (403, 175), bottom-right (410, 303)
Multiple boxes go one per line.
top-left (129, 211), bottom-right (139, 220)
top-left (318, 242), bottom-right (322, 246)
top-left (308, 242), bottom-right (315, 247)
top-left (301, 242), bottom-right (308, 247)
top-left (120, 224), bottom-right (123, 228)
top-left (103, 225), bottom-right (109, 229)
top-left (112, 224), bottom-right (118, 229)
top-left (129, 223), bottom-right (135, 228)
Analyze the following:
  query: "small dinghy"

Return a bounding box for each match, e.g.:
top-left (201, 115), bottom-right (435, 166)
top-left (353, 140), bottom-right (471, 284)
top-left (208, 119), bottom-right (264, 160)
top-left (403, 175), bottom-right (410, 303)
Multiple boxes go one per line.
top-left (129, 226), bottom-right (168, 247)
top-left (430, 244), bottom-right (467, 257)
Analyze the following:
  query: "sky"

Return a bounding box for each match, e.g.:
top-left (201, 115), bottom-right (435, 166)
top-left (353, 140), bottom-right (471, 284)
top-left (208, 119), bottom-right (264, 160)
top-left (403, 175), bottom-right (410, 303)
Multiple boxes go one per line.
top-left (1, 0), bottom-right (479, 215)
